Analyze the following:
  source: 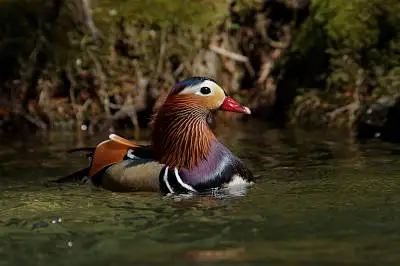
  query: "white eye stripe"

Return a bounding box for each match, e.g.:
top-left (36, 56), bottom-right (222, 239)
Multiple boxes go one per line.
top-left (179, 80), bottom-right (221, 97)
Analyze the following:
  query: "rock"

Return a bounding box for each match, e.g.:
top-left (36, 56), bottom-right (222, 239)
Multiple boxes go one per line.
top-left (31, 221), bottom-right (49, 230)
top-left (356, 95), bottom-right (400, 143)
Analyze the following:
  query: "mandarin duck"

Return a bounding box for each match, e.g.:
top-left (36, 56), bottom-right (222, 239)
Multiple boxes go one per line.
top-left (59, 77), bottom-right (253, 194)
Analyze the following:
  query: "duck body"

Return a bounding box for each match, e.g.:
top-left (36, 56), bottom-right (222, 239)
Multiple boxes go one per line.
top-left (60, 77), bottom-right (253, 195)
top-left (85, 139), bottom-right (253, 194)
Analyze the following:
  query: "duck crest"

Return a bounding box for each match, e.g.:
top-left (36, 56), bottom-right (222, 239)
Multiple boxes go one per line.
top-left (170, 77), bottom-right (215, 95)
top-left (152, 95), bottom-right (216, 169)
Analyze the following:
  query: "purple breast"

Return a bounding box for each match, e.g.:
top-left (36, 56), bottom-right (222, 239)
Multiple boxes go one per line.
top-left (179, 140), bottom-right (245, 190)
top-left (159, 140), bottom-right (253, 194)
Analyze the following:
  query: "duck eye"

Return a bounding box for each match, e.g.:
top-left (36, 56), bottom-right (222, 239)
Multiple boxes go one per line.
top-left (200, 87), bottom-right (211, 95)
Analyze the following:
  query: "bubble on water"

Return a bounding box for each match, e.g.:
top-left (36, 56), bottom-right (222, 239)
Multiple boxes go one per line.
top-left (67, 241), bottom-right (73, 247)
top-left (51, 217), bottom-right (62, 224)
top-left (109, 9), bottom-right (117, 16)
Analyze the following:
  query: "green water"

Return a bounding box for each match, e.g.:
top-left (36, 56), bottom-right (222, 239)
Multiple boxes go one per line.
top-left (1, 120), bottom-right (400, 265)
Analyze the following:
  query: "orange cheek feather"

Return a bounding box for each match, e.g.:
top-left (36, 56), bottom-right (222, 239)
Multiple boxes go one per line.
top-left (196, 94), bottom-right (224, 110)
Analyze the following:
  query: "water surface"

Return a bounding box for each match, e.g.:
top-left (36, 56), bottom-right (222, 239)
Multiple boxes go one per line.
top-left (1, 120), bottom-right (400, 265)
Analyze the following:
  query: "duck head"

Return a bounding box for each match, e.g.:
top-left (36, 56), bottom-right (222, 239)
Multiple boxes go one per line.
top-left (152, 77), bottom-right (251, 169)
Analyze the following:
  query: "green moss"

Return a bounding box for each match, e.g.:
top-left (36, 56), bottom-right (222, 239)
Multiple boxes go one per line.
top-left (0, 0), bottom-right (398, 129)
top-left (284, 0), bottom-right (400, 126)
top-left (95, 0), bottom-right (227, 31)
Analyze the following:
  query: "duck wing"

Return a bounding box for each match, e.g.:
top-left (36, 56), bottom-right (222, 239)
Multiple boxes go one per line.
top-left (54, 134), bottom-right (154, 184)
top-left (90, 136), bottom-right (161, 192)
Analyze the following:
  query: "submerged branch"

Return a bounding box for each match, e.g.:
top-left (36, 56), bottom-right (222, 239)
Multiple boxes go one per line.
top-left (326, 102), bottom-right (359, 120)
top-left (80, 0), bottom-right (99, 38)
top-left (209, 44), bottom-right (255, 77)
top-left (209, 44), bottom-right (249, 62)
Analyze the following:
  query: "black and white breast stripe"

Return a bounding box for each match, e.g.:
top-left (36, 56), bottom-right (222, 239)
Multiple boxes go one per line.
top-left (159, 166), bottom-right (197, 194)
